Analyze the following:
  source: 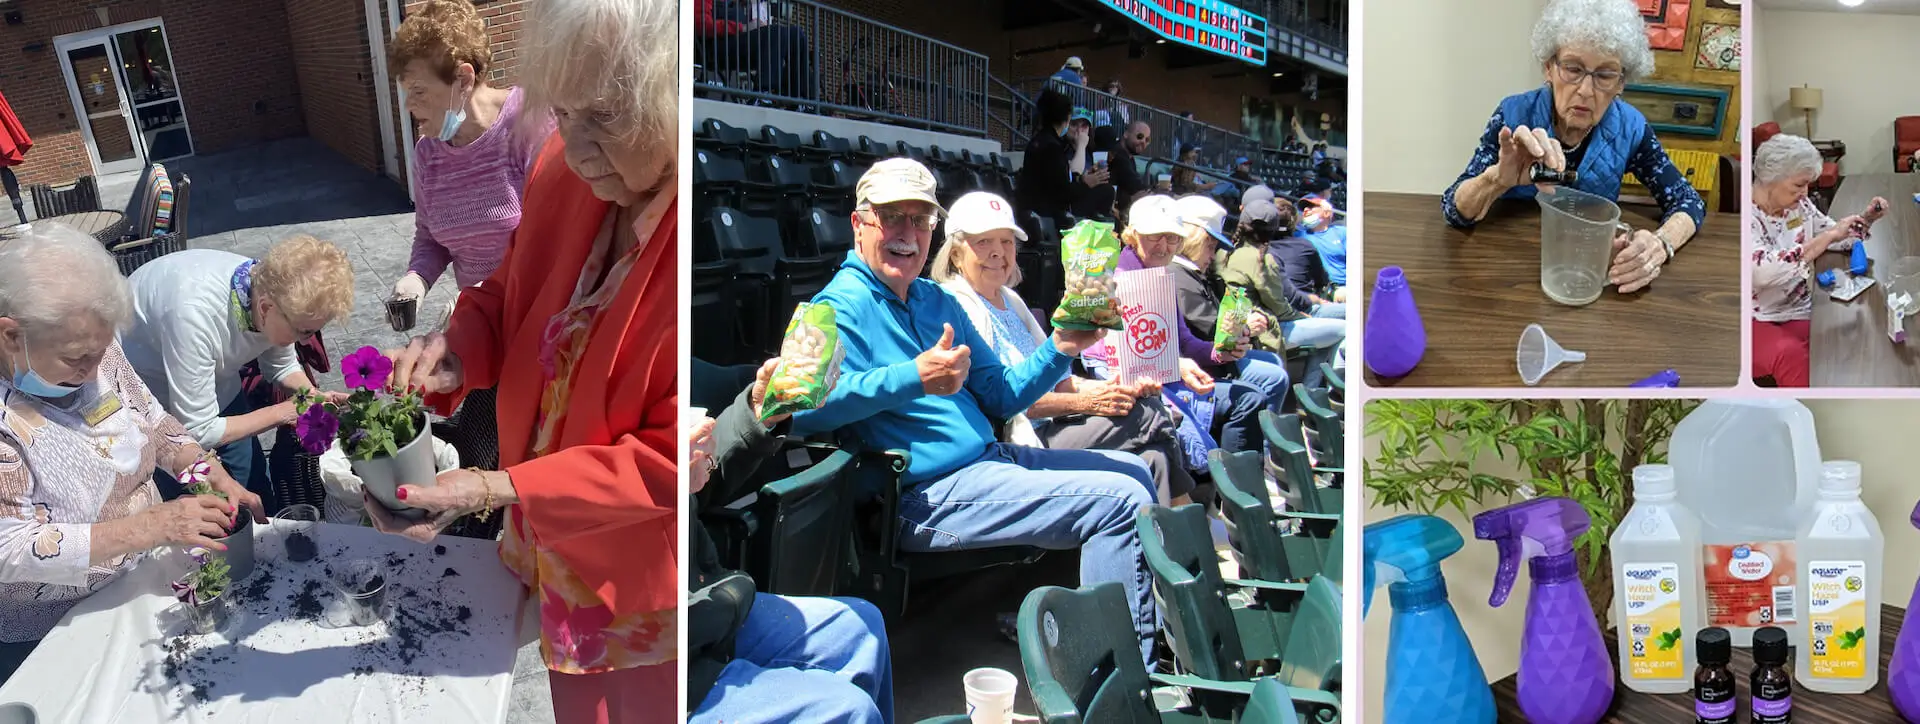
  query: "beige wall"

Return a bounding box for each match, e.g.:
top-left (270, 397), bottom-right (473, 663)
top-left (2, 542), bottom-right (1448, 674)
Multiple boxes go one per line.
top-left (1360, 0), bottom-right (1549, 193)
top-left (1360, 399), bottom-right (1920, 724)
top-left (1758, 9), bottom-right (1920, 174)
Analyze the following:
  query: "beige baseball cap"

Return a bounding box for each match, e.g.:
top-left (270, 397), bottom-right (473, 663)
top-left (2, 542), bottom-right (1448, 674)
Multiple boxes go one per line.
top-left (856, 158), bottom-right (945, 213)
top-left (1128, 195), bottom-right (1187, 236)
top-left (1065, 56), bottom-right (1085, 70)
top-left (946, 192), bottom-right (1028, 240)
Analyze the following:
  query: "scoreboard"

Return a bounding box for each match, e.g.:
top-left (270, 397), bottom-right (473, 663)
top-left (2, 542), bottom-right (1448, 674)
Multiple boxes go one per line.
top-left (1097, 0), bottom-right (1268, 66)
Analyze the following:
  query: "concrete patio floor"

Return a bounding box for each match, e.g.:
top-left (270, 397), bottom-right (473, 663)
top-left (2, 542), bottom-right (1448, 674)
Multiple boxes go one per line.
top-left (63, 137), bottom-right (558, 724)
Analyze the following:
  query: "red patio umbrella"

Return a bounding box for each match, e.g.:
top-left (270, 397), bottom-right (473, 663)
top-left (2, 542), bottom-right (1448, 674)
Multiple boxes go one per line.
top-left (0, 89), bottom-right (33, 167)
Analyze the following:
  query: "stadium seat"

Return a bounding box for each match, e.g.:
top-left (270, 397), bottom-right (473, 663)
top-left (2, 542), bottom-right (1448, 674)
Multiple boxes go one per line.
top-left (700, 443), bottom-right (859, 597)
top-left (697, 118), bottom-right (749, 157)
top-left (1209, 448), bottom-right (1337, 584)
top-left (1259, 412), bottom-right (1343, 518)
top-left (705, 207), bottom-right (837, 356)
top-left (691, 259), bottom-right (745, 365)
top-left (799, 206), bottom-right (855, 258)
top-left (806, 130), bottom-right (853, 162)
top-left (693, 148), bottom-right (747, 218)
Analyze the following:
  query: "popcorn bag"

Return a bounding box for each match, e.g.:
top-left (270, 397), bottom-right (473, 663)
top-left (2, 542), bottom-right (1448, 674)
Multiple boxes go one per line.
top-left (1051, 220), bottom-right (1125, 331)
top-left (761, 302), bottom-right (846, 422)
top-left (1214, 286), bottom-right (1253, 353)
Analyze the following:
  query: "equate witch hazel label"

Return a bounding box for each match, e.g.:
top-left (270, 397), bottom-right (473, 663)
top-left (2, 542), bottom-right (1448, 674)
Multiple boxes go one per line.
top-left (1807, 560), bottom-right (1870, 679)
top-left (1621, 562), bottom-right (1686, 680)
top-left (1704, 542), bottom-right (1796, 627)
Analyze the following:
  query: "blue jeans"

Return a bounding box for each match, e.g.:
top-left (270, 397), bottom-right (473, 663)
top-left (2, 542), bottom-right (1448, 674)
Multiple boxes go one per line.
top-left (1234, 349), bottom-right (1291, 412)
top-left (1311, 302), bottom-right (1346, 319)
top-left (691, 594), bottom-right (894, 723)
top-left (901, 444), bottom-right (1159, 667)
top-left (1282, 317), bottom-right (1347, 390)
top-left (154, 384), bottom-right (275, 514)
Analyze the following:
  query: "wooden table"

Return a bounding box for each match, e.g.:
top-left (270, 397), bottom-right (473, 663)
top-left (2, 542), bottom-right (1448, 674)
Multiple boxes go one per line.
top-left (42, 210), bottom-right (128, 246)
top-left (1361, 192), bottom-right (1741, 388)
top-left (1494, 605), bottom-right (1905, 722)
top-left (1811, 173), bottom-right (1920, 387)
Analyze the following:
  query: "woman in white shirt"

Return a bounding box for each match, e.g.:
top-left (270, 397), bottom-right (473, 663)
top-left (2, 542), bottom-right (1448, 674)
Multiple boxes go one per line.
top-left (0, 223), bottom-right (262, 684)
top-left (120, 236), bottom-right (354, 511)
top-left (1749, 133), bottom-right (1887, 387)
top-left (930, 191), bottom-right (1197, 506)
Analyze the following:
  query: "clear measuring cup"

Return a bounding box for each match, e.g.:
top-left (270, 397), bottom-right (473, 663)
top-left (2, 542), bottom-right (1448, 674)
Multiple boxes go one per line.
top-left (1536, 186), bottom-right (1631, 306)
top-left (1887, 257), bottom-right (1920, 342)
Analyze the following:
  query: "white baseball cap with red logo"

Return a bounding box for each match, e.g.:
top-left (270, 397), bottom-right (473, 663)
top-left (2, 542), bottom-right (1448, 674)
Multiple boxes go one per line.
top-left (944, 192), bottom-right (1028, 241)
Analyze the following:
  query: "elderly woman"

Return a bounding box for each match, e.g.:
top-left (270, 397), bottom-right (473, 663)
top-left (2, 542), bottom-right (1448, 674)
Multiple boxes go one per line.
top-left (932, 191), bottom-right (1199, 506)
top-left (378, 0), bottom-right (680, 721)
top-left (121, 236), bottom-right (355, 514)
top-left (1750, 134), bottom-right (1886, 387)
top-left (0, 224), bottom-right (263, 684)
top-left (1441, 0), bottom-right (1706, 294)
top-left (1220, 199), bottom-right (1345, 390)
top-left (687, 358), bottom-right (894, 723)
top-left (1162, 195), bottom-right (1291, 411)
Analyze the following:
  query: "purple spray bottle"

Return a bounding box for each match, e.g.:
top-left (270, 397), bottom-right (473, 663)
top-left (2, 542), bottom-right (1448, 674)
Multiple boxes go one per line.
top-left (1886, 501), bottom-right (1920, 719)
top-left (1365, 265), bottom-right (1426, 378)
top-left (1474, 497), bottom-right (1616, 724)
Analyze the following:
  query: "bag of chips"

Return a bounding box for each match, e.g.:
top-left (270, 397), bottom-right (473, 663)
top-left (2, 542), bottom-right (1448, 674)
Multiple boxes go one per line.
top-left (761, 302), bottom-right (846, 422)
top-left (1051, 220), bottom-right (1125, 331)
top-left (1214, 286), bottom-right (1253, 353)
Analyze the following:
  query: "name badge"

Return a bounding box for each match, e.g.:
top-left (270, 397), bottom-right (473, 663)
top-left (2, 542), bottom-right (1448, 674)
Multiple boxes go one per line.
top-left (1786, 216), bottom-right (1804, 230)
top-left (81, 390), bottom-right (122, 427)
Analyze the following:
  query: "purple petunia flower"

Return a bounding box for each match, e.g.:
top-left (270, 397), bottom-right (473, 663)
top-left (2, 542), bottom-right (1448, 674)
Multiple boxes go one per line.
top-left (341, 346), bottom-right (394, 391)
top-left (294, 404), bottom-right (340, 455)
top-left (171, 578), bottom-right (200, 606)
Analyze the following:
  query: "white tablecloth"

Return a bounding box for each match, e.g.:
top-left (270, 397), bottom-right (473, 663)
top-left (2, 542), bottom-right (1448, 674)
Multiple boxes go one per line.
top-left (0, 522), bottom-right (528, 723)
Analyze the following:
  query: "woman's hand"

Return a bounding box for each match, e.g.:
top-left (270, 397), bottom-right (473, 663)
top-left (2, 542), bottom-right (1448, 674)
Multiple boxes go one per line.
top-left (1080, 382), bottom-right (1135, 417)
top-left (139, 495), bottom-right (236, 551)
top-left (688, 416), bottom-right (717, 494)
top-left (1178, 358), bottom-right (1215, 394)
top-left (1864, 197), bottom-right (1891, 224)
top-left (1069, 124), bottom-right (1090, 148)
top-left (365, 468), bottom-right (516, 544)
top-left (1248, 314), bottom-right (1271, 336)
top-left (391, 272), bottom-right (427, 302)
top-left (1081, 166), bottom-right (1111, 187)
top-left (386, 333), bottom-right (465, 394)
top-left (201, 458), bottom-right (267, 523)
top-left (748, 357), bottom-right (787, 426)
top-left (1210, 343), bottom-right (1248, 364)
top-left (1609, 229), bottom-right (1666, 293)
top-left (1128, 376), bottom-right (1164, 398)
top-left (1052, 327), bottom-right (1106, 357)
top-left (1493, 125), bottom-right (1563, 189)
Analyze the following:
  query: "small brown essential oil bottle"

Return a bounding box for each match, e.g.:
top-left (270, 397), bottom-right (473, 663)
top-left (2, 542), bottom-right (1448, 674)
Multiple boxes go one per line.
top-left (1530, 162), bottom-right (1577, 186)
top-left (1750, 625), bottom-right (1793, 724)
top-left (1693, 627), bottom-right (1734, 724)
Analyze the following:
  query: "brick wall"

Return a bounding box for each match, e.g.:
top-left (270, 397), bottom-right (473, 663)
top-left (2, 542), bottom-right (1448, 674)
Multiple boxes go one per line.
top-left (287, 0), bottom-right (381, 173)
top-left (0, 0), bottom-right (305, 188)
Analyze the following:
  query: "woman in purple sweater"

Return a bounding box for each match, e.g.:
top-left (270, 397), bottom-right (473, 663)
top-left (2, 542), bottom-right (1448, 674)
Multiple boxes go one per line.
top-left (385, 0), bottom-right (556, 471)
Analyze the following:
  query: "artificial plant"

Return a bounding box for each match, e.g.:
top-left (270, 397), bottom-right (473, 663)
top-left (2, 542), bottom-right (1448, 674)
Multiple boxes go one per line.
top-left (1364, 398), bottom-right (1701, 631)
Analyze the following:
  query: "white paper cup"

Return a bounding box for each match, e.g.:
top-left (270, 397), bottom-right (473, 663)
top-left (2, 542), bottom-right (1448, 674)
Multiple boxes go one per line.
top-left (687, 407), bottom-right (710, 426)
top-left (1092, 151), bottom-right (1109, 167)
top-left (963, 667), bottom-right (1017, 724)
top-left (0, 702), bottom-right (37, 724)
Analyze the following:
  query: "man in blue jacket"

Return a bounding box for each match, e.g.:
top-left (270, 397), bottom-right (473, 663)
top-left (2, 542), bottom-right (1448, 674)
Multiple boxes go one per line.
top-left (792, 158), bottom-right (1161, 667)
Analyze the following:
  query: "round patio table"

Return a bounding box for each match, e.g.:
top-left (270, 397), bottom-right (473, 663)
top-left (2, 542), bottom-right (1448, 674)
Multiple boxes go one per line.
top-left (43, 210), bottom-right (129, 245)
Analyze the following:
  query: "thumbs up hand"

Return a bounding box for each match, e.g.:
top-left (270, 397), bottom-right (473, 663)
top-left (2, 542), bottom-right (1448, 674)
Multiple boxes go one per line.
top-left (916, 323), bottom-right (972, 396)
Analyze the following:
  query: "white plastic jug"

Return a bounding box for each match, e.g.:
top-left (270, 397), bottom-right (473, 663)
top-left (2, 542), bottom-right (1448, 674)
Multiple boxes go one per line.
top-left (1668, 399), bottom-right (1823, 647)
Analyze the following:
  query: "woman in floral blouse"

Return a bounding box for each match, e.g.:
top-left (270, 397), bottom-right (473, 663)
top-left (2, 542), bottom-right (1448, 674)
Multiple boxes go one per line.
top-left (0, 223), bottom-right (261, 684)
top-left (370, 0), bottom-right (679, 721)
top-left (1749, 133), bottom-right (1886, 387)
top-left (1441, 0), bottom-right (1707, 295)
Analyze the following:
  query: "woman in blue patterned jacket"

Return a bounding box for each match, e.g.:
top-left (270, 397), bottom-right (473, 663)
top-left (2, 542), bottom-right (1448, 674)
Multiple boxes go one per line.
top-left (1441, 0), bottom-right (1706, 294)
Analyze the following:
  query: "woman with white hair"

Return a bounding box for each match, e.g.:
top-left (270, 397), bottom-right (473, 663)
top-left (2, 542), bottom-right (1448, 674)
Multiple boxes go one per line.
top-left (1441, 0), bottom-right (1707, 294)
top-left (931, 191), bottom-right (1199, 506)
top-left (0, 223), bottom-right (260, 684)
top-left (379, 0), bottom-right (680, 720)
top-left (1750, 133), bottom-right (1887, 387)
top-left (121, 235), bottom-right (356, 514)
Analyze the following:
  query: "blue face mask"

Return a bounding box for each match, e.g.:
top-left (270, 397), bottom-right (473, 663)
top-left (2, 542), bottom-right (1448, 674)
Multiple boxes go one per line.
top-left (12, 337), bottom-right (81, 399)
top-left (437, 82), bottom-right (469, 143)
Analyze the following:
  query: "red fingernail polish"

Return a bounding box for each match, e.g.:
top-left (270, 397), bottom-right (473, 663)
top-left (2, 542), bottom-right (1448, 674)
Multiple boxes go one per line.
top-left (396, 487), bottom-right (408, 500)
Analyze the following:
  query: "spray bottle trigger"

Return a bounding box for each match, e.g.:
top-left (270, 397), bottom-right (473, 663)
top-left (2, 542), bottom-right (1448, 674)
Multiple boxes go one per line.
top-left (1488, 534), bottom-right (1522, 608)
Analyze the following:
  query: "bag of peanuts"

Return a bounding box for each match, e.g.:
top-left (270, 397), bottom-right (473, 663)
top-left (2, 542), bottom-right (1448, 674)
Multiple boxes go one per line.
top-left (760, 302), bottom-right (846, 422)
top-left (1050, 220), bottom-right (1125, 331)
top-left (1213, 286), bottom-right (1253, 353)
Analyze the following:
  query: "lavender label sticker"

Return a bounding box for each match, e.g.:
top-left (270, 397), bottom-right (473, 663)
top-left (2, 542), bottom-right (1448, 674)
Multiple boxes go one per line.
top-left (1695, 698), bottom-right (1735, 721)
top-left (1753, 695), bottom-right (1792, 718)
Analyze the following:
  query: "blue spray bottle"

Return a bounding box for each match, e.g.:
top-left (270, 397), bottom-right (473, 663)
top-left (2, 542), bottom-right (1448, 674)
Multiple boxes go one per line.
top-left (1365, 514), bottom-right (1496, 724)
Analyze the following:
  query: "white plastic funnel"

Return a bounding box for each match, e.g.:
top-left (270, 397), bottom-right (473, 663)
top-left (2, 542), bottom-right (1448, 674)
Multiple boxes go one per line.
top-left (1517, 323), bottom-right (1586, 386)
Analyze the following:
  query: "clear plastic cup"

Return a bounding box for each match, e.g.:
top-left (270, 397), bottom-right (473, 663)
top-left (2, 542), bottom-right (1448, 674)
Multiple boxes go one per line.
top-left (330, 558), bottom-right (387, 627)
top-left (275, 504), bottom-right (320, 564)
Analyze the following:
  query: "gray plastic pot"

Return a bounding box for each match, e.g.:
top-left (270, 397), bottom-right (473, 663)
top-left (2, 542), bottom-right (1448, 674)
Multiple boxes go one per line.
top-left (349, 417), bottom-right (437, 521)
top-left (211, 510), bottom-right (254, 583)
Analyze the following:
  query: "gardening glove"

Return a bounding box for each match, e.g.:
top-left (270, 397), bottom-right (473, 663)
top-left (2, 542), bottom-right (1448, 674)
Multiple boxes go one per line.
top-left (391, 271), bottom-right (427, 302)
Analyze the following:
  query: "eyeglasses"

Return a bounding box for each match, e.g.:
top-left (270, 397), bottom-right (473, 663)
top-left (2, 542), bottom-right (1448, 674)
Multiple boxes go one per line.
top-left (861, 208), bottom-right (943, 232)
top-left (271, 302), bottom-right (324, 341)
top-left (1554, 61), bottom-right (1625, 92)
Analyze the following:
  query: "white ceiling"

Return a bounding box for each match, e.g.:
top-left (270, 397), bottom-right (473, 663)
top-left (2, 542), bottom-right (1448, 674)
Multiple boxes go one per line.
top-left (1759, 0), bottom-right (1920, 15)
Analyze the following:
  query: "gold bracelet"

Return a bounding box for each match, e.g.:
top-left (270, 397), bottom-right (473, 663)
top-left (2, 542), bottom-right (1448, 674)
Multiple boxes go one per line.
top-left (472, 467), bottom-right (497, 523)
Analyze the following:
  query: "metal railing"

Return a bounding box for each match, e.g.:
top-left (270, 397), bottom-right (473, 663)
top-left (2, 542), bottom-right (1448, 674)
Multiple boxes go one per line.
top-left (692, 0), bottom-right (991, 137)
top-left (1014, 77), bottom-right (1310, 172)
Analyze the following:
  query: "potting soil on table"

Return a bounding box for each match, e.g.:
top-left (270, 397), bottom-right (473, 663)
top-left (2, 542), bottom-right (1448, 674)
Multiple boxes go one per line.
top-left (153, 532), bottom-right (504, 715)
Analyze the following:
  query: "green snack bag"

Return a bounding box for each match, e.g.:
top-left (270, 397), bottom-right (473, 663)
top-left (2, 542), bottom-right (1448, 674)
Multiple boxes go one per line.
top-left (1214, 286), bottom-right (1252, 353)
top-left (760, 302), bottom-right (846, 422)
top-left (1050, 220), bottom-right (1125, 331)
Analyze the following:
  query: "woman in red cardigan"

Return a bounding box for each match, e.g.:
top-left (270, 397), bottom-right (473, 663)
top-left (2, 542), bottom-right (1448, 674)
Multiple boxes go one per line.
top-left (372, 0), bottom-right (679, 721)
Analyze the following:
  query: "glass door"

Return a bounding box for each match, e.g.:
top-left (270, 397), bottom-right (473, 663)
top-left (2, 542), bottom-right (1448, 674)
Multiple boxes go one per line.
top-left (57, 40), bottom-right (144, 176)
top-left (55, 20), bottom-right (194, 178)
